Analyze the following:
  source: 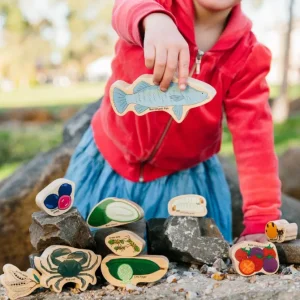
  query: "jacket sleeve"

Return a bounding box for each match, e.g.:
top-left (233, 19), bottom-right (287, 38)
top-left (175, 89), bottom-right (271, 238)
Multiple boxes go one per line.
top-left (224, 43), bottom-right (282, 236)
top-left (112, 0), bottom-right (176, 47)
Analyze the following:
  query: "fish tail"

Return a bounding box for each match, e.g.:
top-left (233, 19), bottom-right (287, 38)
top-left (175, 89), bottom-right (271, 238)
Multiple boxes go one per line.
top-left (113, 88), bottom-right (128, 114)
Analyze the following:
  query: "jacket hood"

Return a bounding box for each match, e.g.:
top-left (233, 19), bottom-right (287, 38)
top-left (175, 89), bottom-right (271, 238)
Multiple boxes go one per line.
top-left (161, 1), bottom-right (252, 52)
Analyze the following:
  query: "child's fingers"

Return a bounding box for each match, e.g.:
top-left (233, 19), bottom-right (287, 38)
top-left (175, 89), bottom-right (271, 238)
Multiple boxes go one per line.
top-left (153, 46), bottom-right (167, 86)
top-left (144, 44), bottom-right (155, 69)
top-left (178, 47), bottom-right (190, 90)
top-left (160, 49), bottom-right (179, 92)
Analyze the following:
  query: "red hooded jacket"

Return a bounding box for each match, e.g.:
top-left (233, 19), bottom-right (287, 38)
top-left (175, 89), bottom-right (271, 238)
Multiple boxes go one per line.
top-left (92, 0), bottom-right (281, 235)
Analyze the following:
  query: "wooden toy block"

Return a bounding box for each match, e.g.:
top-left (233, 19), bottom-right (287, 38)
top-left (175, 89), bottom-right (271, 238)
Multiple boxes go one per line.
top-left (87, 197), bottom-right (144, 229)
top-left (34, 245), bottom-right (101, 293)
top-left (36, 178), bottom-right (75, 216)
top-left (0, 264), bottom-right (41, 300)
top-left (101, 254), bottom-right (169, 287)
top-left (230, 241), bottom-right (279, 277)
top-left (105, 230), bottom-right (146, 257)
top-left (265, 219), bottom-right (298, 243)
top-left (168, 194), bottom-right (207, 217)
top-left (110, 74), bottom-right (216, 123)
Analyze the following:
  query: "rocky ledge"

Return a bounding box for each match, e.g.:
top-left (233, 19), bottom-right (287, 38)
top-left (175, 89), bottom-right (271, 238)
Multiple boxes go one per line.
top-left (1, 263), bottom-right (300, 300)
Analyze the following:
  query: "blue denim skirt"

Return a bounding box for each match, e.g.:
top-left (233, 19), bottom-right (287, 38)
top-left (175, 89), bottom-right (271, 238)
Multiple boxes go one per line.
top-left (65, 126), bottom-right (232, 242)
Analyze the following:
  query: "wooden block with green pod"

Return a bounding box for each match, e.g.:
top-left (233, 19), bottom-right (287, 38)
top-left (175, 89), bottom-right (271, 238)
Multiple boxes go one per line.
top-left (87, 198), bottom-right (144, 229)
top-left (101, 255), bottom-right (169, 287)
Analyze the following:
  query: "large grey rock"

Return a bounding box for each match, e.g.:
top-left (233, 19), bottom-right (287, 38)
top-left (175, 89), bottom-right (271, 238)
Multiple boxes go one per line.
top-left (279, 147), bottom-right (300, 200)
top-left (148, 217), bottom-right (229, 265)
top-left (275, 240), bottom-right (300, 264)
top-left (30, 208), bottom-right (96, 252)
top-left (219, 155), bottom-right (300, 238)
top-left (94, 218), bottom-right (146, 257)
top-left (0, 100), bottom-right (100, 269)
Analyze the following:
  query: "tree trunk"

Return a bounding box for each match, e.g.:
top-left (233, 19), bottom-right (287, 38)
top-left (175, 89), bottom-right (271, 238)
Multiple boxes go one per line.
top-left (272, 0), bottom-right (295, 123)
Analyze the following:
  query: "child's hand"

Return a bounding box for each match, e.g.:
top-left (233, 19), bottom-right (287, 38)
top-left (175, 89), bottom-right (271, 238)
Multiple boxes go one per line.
top-left (237, 234), bottom-right (267, 244)
top-left (143, 13), bottom-right (190, 92)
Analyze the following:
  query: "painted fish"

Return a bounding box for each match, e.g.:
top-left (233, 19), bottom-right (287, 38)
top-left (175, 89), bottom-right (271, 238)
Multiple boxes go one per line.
top-left (113, 81), bottom-right (208, 121)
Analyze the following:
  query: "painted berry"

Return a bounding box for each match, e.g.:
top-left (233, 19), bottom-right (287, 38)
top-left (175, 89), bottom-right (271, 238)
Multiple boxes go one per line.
top-left (263, 256), bottom-right (279, 273)
top-left (239, 259), bottom-right (255, 276)
top-left (234, 248), bottom-right (248, 262)
top-left (58, 195), bottom-right (72, 210)
top-left (263, 245), bottom-right (276, 258)
top-left (249, 256), bottom-right (264, 272)
top-left (249, 247), bottom-right (264, 258)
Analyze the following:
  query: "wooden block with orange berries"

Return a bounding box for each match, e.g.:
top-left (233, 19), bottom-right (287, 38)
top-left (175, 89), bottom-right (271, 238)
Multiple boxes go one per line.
top-left (230, 242), bottom-right (279, 277)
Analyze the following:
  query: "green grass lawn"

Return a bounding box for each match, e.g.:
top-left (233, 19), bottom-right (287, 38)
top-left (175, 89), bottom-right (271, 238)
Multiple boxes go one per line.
top-left (0, 82), bottom-right (105, 109)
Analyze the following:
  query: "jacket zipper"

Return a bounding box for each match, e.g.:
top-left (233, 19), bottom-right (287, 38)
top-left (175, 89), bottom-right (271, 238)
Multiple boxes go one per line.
top-left (138, 49), bottom-right (204, 182)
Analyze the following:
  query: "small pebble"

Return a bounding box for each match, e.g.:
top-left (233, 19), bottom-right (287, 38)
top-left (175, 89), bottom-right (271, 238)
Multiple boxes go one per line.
top-left (167, 274), bottom-right (180, 283)
top-left (177, 279), bottom-right (185, 284)
top-left (106, 285), bottom-right (115, 291)
top-left (199, 264), bottom-right (208, 274)
top-left (281, 266), bottom-right (292, 275)
top-left (125, 284), bottom-right (140, 292)
top-left (183, 271), bottom-right (193, 278)
top-left (211, 272), bottom-right (225, 281)
top-left (169, 269), bottom-right (179, 275)
top-left (213, 258), bottom-right (228, 272)
top-left (248, 276), bottom-right (257, 284)
top-left (207, 267), bottom-right (218, 274)
top-left (186, 291), bottom-right (198, 299)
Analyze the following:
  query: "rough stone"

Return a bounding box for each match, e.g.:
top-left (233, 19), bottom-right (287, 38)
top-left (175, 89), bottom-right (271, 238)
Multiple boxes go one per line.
top-left (28, 253), bottom-right (41, 269)
top-left (29, 207), bottom-right (96, 252)
top-left (0, 100), bottom-right (101, 269)
top-left (148, 216), bottom-right (229, 265)
top-left (94, 218), bottom-right (147, 257)
top-left (279, 147), bottom-right (300, 200)
top-left (275, 240), bottom-right (300, 264)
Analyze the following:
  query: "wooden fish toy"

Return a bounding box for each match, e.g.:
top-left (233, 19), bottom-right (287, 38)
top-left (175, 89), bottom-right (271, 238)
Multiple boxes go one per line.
top-left (0, 264), bottom-right (41, 299)
top-left (110, 74), bottom-right (216, 123)
top-left (105, 230), bottom-right (145, 257)
top-left (34, 245), bottom-right (101, 293)
top-left (265, 219), bottom-right (298, 243)
top-left (101, 255), bottom-right (169, 287)
top-left (230, 241), bottom-right (279, 277)
top-left (168, 194), bottom-right (207, 217)
top-left (87, 198), bottom-right (144, 229)
top-left (36, 178), bottom-right (75, 216)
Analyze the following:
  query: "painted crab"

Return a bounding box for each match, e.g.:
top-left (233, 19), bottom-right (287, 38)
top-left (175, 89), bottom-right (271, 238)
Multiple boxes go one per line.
top-left (35, 247), bottom-right (101, 293)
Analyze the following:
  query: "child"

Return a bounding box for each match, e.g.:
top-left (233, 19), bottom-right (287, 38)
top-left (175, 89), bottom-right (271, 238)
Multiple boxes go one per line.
top-left (65, 0), bottom-right (281, 243)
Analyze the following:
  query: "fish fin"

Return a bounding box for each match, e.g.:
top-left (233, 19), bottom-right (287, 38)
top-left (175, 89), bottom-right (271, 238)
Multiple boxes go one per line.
top-left (133, 81), bottom-right (152, 93)
top-left (173, 106), bottom-right (183, 121)
top-left (113, 87), bottom-right (129, 114)
top-left (170, 95), bottom-right (185, 102)
top-left (134, 104), bottom-right (148, 114)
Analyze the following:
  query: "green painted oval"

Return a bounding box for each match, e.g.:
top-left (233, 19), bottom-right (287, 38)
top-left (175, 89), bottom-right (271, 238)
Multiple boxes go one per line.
top-left (106, 258), bottom-right (161, 281)
top-left (87, 199), bottom-right (115, 227)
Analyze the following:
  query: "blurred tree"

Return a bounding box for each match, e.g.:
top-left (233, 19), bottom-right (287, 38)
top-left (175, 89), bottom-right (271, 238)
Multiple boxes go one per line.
top-left (0, 0), bottom-right (115, 84)
top-left (272, 0), bottom-right (295, 123)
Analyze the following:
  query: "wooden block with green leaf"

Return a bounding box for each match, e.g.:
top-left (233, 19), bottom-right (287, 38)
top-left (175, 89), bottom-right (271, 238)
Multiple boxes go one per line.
top-left (0, 264), bottom-right (41, 300)
top-left (230, 241), bottom-right (279, 277)
top-left (105, 230), bottom-right (145, 257)
top-left (101, 255), bottom-right (169, 287)
top-left (87, 198), bottom-right (144, 229)
top-left (168, 194), bottom-right (207, 217)
top-left (34, 245), bottom-right (101, 293)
